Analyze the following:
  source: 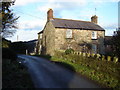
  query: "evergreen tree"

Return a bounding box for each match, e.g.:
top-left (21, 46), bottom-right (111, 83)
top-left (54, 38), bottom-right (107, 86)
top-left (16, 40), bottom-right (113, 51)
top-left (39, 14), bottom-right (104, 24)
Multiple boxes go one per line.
top-left (0, 0), bottom-right (19, 38)
top-left (112, 28), bottom-right (120, 60)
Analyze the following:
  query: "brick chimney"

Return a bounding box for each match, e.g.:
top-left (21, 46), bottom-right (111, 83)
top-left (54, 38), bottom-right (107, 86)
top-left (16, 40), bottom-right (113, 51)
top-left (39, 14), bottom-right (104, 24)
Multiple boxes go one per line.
top-left (91, 15), bottom-right (98, 24)
top-left (47, 9), bottom-right (53, 21)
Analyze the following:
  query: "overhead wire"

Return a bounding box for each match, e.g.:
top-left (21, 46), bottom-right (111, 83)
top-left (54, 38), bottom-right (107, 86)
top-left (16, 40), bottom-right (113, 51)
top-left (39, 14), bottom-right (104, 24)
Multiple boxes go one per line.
top-left (14, 9), bottom-right (44, 19)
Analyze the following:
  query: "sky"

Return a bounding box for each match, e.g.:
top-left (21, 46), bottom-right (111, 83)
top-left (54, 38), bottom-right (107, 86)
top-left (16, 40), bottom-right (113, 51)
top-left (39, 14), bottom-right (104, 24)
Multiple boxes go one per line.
top-left (6, 0), bottom-right (119, 42)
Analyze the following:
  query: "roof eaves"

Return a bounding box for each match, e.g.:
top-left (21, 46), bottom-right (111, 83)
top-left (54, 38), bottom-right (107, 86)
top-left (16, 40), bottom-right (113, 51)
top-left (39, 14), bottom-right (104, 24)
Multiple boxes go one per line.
top-left (38, 30), bottom-right (43, 34)
top-left (55, 27), bottom-right (105, 31)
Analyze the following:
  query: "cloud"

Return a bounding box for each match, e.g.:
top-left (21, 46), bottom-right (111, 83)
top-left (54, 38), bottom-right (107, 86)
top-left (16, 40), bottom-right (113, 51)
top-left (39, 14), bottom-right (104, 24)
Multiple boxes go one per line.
top-left (18, 20), bottom-right (46, 30)
top-left (37, 1), bottom-right (88, 20)
top-left (17, 1), bottom-right (118, 31)
top-left (14, 0), bottom-right (87, 7)
top-left (14, 0), bottom-right (38, 6)
top-left (7, 29), bottom-right (40, 42)
top-left (91, 0), bottom-right (119, 2)
top-left (100, 22), bottom-right (118, 29)
top-left (14, 0), bottom-right (119, 6)
top-left (37, 2), bottom-right (63, 13)
top-left (105, 29), bottom-right (115, 36)
top-left (13, 0), bottom-right (119, 9)
top-left (48, 0), bottom-right (119, 2)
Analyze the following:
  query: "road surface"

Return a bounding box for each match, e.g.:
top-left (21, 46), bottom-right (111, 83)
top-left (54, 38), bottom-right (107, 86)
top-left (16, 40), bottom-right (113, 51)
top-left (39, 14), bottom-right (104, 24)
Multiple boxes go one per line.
top-left (17, 55), bottom-right (102, 88)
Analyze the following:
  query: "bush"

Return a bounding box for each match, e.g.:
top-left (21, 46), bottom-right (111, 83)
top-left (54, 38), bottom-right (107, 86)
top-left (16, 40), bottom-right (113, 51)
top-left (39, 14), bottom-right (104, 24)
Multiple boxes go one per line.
top-left (2, 48), bottom-right (17, 61)
top-left (65, 48), bottom-right (74, 55)
top-left (54, 51), bottom-right (65, 58)
top-left (2, 38), bottom-right (11, 48)
top-left (10, 42), bottom-right (28, 54)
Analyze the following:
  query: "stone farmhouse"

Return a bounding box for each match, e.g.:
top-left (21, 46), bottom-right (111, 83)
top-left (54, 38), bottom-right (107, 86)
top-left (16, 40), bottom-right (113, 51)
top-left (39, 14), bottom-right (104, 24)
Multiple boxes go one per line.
top-left (37, 9), bottom-right (105, 56)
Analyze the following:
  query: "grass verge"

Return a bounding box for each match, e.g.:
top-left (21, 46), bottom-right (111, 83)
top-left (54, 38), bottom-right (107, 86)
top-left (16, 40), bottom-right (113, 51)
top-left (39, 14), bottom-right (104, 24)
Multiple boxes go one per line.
top-left (2, 59), bottom-right (34, 88)
top-left (51, 56), bottom-right (120, 90)
top-left (45, 51), bottom-right (120, 90)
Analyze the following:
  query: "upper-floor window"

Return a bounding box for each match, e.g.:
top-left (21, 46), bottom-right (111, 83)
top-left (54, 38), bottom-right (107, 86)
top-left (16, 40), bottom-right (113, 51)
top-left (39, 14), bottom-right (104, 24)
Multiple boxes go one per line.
top-left (66, 29), bottom-right (72, 38)
top-left (40, 34), bottom-right (42, 39)
top-left (92, 31), bottom-right (97, 39)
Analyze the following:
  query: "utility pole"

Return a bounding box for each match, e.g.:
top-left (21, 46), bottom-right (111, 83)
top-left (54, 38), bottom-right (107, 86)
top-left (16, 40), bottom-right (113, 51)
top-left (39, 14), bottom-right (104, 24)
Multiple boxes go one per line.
top-left (17, 35), bottom-right (18, 41)
top-left (26, 49), bottom-right (28, 55)
top-left (95, 8), bottom-right (97, 15)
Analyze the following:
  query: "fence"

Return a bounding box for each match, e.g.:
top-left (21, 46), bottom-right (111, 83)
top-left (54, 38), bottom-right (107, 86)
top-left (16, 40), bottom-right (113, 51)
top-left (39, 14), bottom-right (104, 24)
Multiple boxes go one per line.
top-left (72, 51), bottom-right (119, 63)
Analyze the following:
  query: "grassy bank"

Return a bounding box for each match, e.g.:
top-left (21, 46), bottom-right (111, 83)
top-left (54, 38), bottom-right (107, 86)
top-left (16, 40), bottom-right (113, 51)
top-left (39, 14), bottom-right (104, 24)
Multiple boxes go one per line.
top-left (2, 38), bottom-right (34, 88)
top-left (2, 47), bottom-right (34, 88)
top-left (2, 59), bottom-right (34, 88)
top-left (47, 51), bottom-right (120, 89)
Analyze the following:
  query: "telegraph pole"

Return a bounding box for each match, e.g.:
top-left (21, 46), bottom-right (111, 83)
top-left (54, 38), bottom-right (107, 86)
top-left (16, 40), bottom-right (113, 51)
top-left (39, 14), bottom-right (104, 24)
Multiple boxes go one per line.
top-left (95, 8), bottom-right (97, 15)
top-left (26, 49), bottom-right (28, 55)
top-left (17, 35), bottom-right (18, 41)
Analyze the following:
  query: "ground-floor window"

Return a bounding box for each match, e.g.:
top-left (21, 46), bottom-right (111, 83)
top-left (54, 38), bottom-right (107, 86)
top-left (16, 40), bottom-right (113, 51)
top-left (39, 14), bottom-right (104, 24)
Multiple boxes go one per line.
top-left (92, 44), bottom-right (97, 54)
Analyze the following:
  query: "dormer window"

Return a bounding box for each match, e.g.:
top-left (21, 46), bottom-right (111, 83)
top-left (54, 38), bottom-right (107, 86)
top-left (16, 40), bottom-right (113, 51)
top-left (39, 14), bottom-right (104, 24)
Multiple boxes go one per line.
top-left (66, 29), bottom-right (72, 38)
top-left (92, 31), bottom-right (97, 39)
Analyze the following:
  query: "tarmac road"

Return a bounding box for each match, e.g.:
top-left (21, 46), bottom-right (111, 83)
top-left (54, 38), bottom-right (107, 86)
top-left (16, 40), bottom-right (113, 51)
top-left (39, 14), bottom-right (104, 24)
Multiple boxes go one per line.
top-left (17, 55), bottom-right (102, 88)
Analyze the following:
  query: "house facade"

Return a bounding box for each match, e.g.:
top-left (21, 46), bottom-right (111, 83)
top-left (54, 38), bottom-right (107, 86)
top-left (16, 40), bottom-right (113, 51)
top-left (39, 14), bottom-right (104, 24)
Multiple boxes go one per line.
top-left (38, 9), bottom-right (105, 56)
top-left (36, 30), bottom-right (43, 54)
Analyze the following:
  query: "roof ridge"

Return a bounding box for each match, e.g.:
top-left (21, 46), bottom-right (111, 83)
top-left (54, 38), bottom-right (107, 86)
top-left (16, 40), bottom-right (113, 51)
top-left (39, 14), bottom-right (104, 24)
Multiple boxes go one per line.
top-left (53, 18), bottom-right (91, 23)
top-left (51, 18), bottom-right (105, 31)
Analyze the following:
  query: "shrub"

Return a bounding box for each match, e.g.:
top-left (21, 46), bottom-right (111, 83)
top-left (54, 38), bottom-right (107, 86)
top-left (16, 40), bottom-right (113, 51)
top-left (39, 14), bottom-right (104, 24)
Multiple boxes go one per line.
top-left (38, 54), bottom-right (51, 59)
top-left (2, 38), bottom-right (11, 48)
top-left (54, 50), bottom-right (65, 58)
top-left (2, 48), bottom-right (17, 61)
top-left (65, 48), bottom-right (74, 55)
top-left (2, 58), bottom-right (34, 88)
top-left (10, 42), bottom-right (28, 54)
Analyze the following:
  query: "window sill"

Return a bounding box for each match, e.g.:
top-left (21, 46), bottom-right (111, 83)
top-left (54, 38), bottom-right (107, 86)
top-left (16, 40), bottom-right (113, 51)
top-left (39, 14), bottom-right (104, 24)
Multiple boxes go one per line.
top-left (66, 38), bottom-right (73, 39)
top-left (91, 38), bottom-right (97, 40)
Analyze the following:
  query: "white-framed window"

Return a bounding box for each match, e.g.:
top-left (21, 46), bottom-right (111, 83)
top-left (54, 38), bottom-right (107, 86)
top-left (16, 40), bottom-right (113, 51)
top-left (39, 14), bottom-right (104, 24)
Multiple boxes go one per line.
top-left (91, 31), bottom-right (97, 39)
top-left (40, 34), bottom-right (43, 39)
top-left (66, 29), bottom-right (72, 38)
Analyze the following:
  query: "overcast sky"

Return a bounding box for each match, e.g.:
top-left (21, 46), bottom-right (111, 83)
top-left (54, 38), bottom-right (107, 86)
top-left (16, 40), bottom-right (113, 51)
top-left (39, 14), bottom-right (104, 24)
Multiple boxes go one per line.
top-left (6, 0), bottom-right (119, 42)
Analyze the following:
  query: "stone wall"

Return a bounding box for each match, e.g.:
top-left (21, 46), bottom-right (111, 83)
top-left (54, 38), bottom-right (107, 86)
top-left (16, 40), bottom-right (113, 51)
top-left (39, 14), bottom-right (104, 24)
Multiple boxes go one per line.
top-left (54, 28), bottom-right (105, 54)
top-left (41, 21), bottom-right (105, 55)
top-left (37, 34), bottom-right (42, 54)
top-left (41, 21), bottom-right (56, 55)
top-left (72, 51), bottom-right (119, 63)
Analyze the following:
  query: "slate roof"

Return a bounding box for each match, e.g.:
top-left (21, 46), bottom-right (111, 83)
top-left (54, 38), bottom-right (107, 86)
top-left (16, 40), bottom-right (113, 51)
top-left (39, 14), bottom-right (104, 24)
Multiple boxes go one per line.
top-left (38, 30), bottom-right (43, 34)
top-left (51, 18), bottom-right (105, 31)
